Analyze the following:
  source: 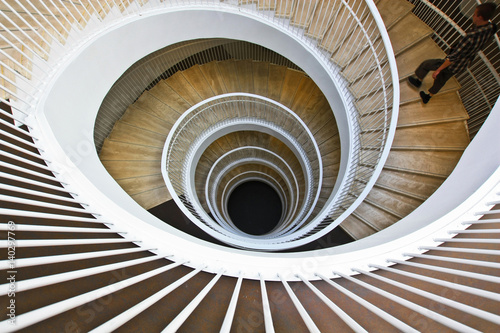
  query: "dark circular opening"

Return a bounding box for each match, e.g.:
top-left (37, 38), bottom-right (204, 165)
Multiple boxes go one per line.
top-left (227, 181), bottom-right (282, 236)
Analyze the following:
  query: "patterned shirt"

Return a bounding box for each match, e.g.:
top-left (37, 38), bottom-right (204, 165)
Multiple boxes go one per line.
top-left (447, 22), bottom-right (497, 73)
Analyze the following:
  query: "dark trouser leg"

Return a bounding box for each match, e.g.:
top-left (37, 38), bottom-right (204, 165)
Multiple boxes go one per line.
top-left (428, 69), bottom-right (455, 95)
top-left (415, 59), bottom-right (455, 95)
top-left (415, 59), bottom-right (444, 80)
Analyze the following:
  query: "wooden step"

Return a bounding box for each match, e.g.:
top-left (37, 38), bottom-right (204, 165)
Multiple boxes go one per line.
top-left (305, 0), bottom-right (341, 39)
top-left (290, 76), bottom-right (322, 115)
top-left (340, 214), bottom-right (378, 240)
top-left (349, 66), bottom-right (393, 99)
top-left (132, 91), bottom-right (181, 124)
top-left (257, 0), bottom-right (276, 10)
top-left (317, 126), bottom-right (340, 153)
top-left (319, 0), bottom-right (370, 53)
top-left (252, 60), bottom-right (269, 97)
top-left (119, 105), bottom-right (174, 135)
top-left (293, 87), bottom-right (330, 125)
top-left (400, 75), bottom-right (461, 104)
top-left (392, 121), bottom-right (470, 150)
top-left (364, 186), bottom-right (423, 218)
top-left (107, 121), bottom-right (167, 148)
top-left (165, 71), bottom-right (202, 106)
top-left (384, 150), bottom-right (464, 177)
top-left (397, 91), bottom-right (469, 127)
top-left (274, 0), bottom-right (294, 18)
top-left (147, 80), bottom-right (191, 114)
top-left (290, 0), bottom-right (319, 28)
top-left (235, 60), bottom-right (254, 93)
top-left (216, 60), bottom-right (240, 93)
top-left (131, 186), bottom-right (171, 210)
top-left (388, 13), bottom-right (434, 55)
top-left (396, 37), bottom-right (447, 79)
top-left (377, 0), bottom-right (415, 29)
top-left (117, 173), bottom-right (165, 196)
top-left (199, 61), bottom-right (228, 95)
top-left (279, 68), bottom-right (306, 108)
top-left (374, 169), bottom-right (446, 201)
top-left (181, 65), bottom-right (215, 100)
top-left (354, 85), bottom-right (394, 116)
top-left (267, 64), bottom-right (287, 101)
top-left (100, 160), bottom-right (161, 179)
top-left (352, 201), bottom-right (400, 230)
top-left (99, 140), bottom-right (163, 161)
top-left (341, 45), bottom-right (383, 83)
top-left (331, 15), bottom-right (379, 68)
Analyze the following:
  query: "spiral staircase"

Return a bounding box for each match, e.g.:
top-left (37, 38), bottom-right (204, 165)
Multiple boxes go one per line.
top-left (1, 0), bottom-right (499, 332)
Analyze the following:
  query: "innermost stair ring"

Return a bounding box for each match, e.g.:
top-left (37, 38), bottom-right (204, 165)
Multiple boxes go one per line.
top-left (161, 93), bottom-right (324, 250)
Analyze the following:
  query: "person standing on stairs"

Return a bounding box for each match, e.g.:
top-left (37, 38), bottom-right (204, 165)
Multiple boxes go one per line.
top-left (408, 2), bottom-right (497, 104)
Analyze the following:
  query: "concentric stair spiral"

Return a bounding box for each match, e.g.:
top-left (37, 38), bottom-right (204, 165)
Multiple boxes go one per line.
top-left (0, 0), bottom-right (499, 332)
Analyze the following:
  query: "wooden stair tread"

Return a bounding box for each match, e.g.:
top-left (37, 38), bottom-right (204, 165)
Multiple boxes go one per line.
top-left (388, 13), bottom-right (433, 55)
top-left (199, 61), bottom-right (228, 95)
top-left (384, 150), bottom-right (464, 177)
top-left (353, 201), bottom-right (400, 229)
top-left (375, 169), bottom-right (445, 200)
top-left (305, 0), bottom-right (341, 39)
top-left (120, 105), bottom-right (174, 135)
top-left (99, 140), bottom-right (163, 161)
top-left (397, 91), bottom-right (469, 127)
top-left (279, 68), bottom-right (306, 108)
top-left (294, 89), bottom-right (330, 125)
top-left (331, 16), bottom-right (379, 68)
top-left (165, 71), bottom-right (202, 106)
top-left (340, 215), bottom-right (377, 240)
top-left (107, 121), bottom-right (167, 148)
top-left (148, 80), bottom-right (191, 114)
top-left (235, 60), bottom-right (255, 93)
top-left (257, 0), bottom-right (276, 10)
top-left (392, 121), bottom-right (470, 149)
top-left (267, 64), bottom-right (287, 101)
top-left (349, 66), bottom-right (392, 99)
top-left (319, 1), bottom-right (370, 53)
top-left (396, 37), bottom-right (447, 79)
top-left (316, 124), bottom-right (340, 152)
top-left (290, 0), bottom-right (319, 28)
top-left (252, 61), bottom-right (269, 97)
top-left (274, 0), bottom-right (294, 18)
top-left (131, 186), bottom-right (171, 210)
top-left (400, 75), bottom-right (461, 104)
top-left (376, 0), bottom-right (415, 29)
top-left (217, 60), bottom-right (240, 92)
top-left (290, 76), bottom-right (316, 111)
top-left (117, 174), bottom-right (165, 196)
top-left (100, 160), bottom-right (161, 179)
top-left (133, 91), bottom-right (181, 123)
top-left (365, 186), bottom-right (423, 218)
top-left (181, 65), bottom-right (216, 100)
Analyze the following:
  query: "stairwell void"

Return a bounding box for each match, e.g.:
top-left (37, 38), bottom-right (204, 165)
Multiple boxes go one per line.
top-left (227, 180), bottom-right (282, 235)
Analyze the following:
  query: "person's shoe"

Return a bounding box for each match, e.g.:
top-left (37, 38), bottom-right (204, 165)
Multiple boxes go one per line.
top-left (408, 76), bottom-right (422, 89)
top-left (420, 91), bottom-right (431, 104)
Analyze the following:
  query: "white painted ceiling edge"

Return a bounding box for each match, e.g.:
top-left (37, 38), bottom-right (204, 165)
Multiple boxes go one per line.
top-left (32, 6), bottom-right (500, 280)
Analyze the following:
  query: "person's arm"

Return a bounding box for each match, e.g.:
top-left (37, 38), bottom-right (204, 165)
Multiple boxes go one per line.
top-left (432, 59), bottom-right (453, 79)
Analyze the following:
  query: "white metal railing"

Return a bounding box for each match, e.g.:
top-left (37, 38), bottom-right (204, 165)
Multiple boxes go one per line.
top-left (162, 94), bottom-right (323, 249)
top-left (206, 148), bottom-right (300, 236)
top-left (0, 1), bottom-right (499, 331)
